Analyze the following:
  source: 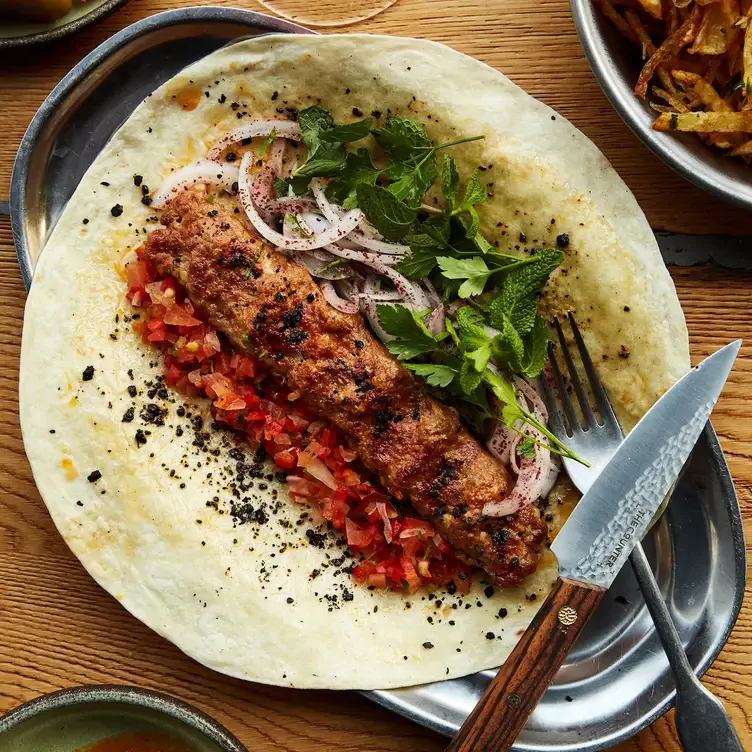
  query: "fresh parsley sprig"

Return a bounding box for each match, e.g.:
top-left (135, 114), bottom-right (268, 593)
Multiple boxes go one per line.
top-left (276, 108), bottom-right (486, 241)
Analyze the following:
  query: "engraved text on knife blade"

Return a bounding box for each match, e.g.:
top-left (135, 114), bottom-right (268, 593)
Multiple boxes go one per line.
top-left (566, 400), bottom-right (713, 589)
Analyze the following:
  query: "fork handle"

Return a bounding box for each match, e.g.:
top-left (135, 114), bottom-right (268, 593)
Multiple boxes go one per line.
top-left (446, 577), bottom-right (605, 752)
top-left (629, 545), bottom-right (743, 752)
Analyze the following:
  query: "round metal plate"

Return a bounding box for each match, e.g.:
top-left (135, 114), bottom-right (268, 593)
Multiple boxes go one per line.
top-left (570, 0), bottom-right (752, 212)
top-left (9, 9), bottom-right (747, 750)
top-left (0, 0), bottom-right (129, 49)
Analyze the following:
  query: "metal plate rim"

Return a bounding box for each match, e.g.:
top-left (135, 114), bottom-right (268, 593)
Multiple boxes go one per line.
top-left (10, 5), bottom-right (314, 291)
top-left (0, 0), bottom-right (130, 50)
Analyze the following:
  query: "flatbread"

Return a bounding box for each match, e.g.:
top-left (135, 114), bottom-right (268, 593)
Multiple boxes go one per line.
top-left (19, 34), bottom-right (689, 690)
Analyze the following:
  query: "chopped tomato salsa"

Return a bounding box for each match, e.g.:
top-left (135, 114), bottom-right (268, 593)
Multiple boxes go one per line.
top-left (124, 248), bottom-right (475, 594)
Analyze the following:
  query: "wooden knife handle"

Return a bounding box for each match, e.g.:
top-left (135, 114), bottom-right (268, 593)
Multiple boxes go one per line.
top-left (446, 577), bottom-right (606, 752)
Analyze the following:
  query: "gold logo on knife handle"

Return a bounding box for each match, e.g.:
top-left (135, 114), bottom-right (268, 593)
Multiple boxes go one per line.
top-left (558, 606), bottom-right (578, 627)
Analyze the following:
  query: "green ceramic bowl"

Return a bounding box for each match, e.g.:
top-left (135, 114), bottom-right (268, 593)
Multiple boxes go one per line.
top-left (0, 0), bottom-right (128, 48)
top-left (0, 685), bottom-right (247, 752)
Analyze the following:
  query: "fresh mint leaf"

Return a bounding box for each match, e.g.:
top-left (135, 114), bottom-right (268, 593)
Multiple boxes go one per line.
top-left (472, 231), bottom-right (494, 254)
top-left (275, 174), bottom-right (312, 196)
top-left (454, 168), bottom-right (488, 213)
top-left (325, 148), bottom-right (380, 208)
top-left (445, 317), bottom-right (461, 348)
top-left (294, 143), bottom-right (347, 177)
top-left (356, 183), bottom-right (418, 241)
top-left (298, 106), bottom-right (335, 154)
top-left (377, 303), bottom-right (439, 359)
top-left (441, 155), bottom-right (459, 210)
top-left (460, 359), bottom-right (484, 394)
top-left (258, 128), bottom-right (276, 158)
top-left (455, 306), bottom-right (488, 352)
top-left (520, 316), bottom-right (549, 378)
top-left (373, 118), bottom-right (433, 161)
top-left (466, 343), bottom-right (491, 373)
top-left (437, 256), bottom-right (493, 298)
top-left (296, 108), bottom-right (371, 185)
top-left (385, 153), bottom-right (438, 206)
top-left (488, 249), bottom-right (564, 334)
top-left (396, 248), bottom-right (439, 279)
top-left (407, 231), bottom-right (443, 250)
top-left (423, 213), bottom-right (451, 244)
top-left (466, 206), bottom-right (480, 239)
top-left (405, 363), bottom-right (457, 388)
top-left (320, 118), bottom-right (373, 143)
top-left (490, 313), bottom-right (524, 372)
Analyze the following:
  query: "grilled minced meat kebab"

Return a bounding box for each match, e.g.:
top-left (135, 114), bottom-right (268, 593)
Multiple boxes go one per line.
top-left (144, 193), bottom-right (547, 588)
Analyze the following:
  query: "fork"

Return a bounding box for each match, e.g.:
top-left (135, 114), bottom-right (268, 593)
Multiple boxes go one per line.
top-left (538, 313), bottom-right (742, 752)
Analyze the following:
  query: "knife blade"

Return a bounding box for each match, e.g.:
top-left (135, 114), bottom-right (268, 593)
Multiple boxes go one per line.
top-left (447, 340), bottom-right (740, 752)
top-left (552, 339), bottom-right (741, 590)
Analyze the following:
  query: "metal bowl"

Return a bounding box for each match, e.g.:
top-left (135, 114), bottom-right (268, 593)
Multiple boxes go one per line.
top-left (0, 684), bottom-right (247, 752)
top-left (570, 0), bottom-right (752, 211)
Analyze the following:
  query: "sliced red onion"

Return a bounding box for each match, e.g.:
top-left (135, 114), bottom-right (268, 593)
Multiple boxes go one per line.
top-left (362, 289), bottom-right (403, 302)
top-left (310, 179), bottom-right (341, 223)
top-left (325, 245), bottom-right (423, 309)
top-left (334, 278), bottom-right (361, 303)
top-left (487, 421), bottom-right (515, 466)
top-left (539, 452), bottom-right (561, 500)
top-left (266, 138), bottom-right (287, 177)
top-left (324, 244), bottom-right (398, 267)
top-left (516, 376), bottom-right (549, 423)
top-left (151, 160), bottom-right (239, 209)
top-left (423, 277), bottom-right (441, 305)
top-left (320, 280), bottom-right (358, 314)
top-left (239, 153), bottom-right (363, 251)
top-left (265, 197), bottom-right (319, 215)
top-left (360, 275), bottom-right (395, 342)
top-left (349, 230), bottom-right (409, 256)
top-left (423, 279), bottom-right (446, 335)
top-left (291, 251), bottom-right (354, 280)
top-left (298, 212), bottom-right (332, 235)
top-left (252, 165), bottom-right (277, 210)
top-left (483, 375), bottom-right (557, 517)
top-left (206, 120), bottom-right (301, 160)
top-left (410, 282), bottom-right (431, 312)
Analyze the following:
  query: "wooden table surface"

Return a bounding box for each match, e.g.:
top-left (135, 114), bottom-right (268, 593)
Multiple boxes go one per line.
top-left (0, 1), bottom-right (751, 750)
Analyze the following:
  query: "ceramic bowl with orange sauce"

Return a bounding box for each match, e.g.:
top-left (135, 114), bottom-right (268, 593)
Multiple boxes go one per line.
top-left (0, 685), bottom-right (246, 752)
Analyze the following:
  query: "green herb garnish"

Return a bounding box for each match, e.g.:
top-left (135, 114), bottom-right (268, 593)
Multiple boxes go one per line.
top-left (258, 128), bottom-right (277, 158)
top-left (516, 436), bottom-right (536, 460)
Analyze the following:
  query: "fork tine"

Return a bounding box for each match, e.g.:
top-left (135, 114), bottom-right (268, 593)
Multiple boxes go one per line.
top-left (567, 313), bottom-right (621, 432)
top-left (553, 317), bottom-right (597, 430)
top-left (537, 364), bottom-right (568, 438)
top-left (547, 340), bottom-right (580, 436)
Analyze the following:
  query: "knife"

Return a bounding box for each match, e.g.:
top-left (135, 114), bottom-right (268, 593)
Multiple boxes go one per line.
top-left (447, 340), bottom-right (741, 752)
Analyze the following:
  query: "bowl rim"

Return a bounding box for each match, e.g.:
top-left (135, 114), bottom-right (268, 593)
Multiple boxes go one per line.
top-left (569, 0), bottom-right (752, 212)
top-left (0, 684), bottom-right (248, 752)
top-left (0, 0), bottom-right (130, 49)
